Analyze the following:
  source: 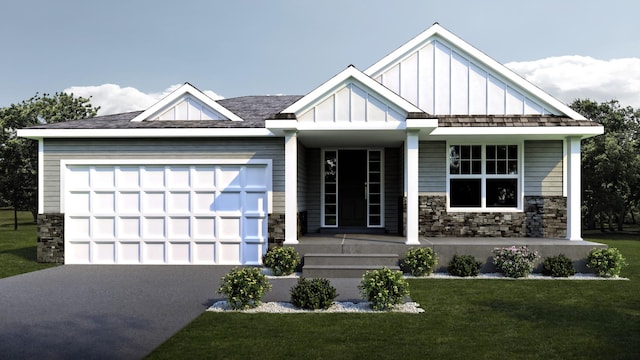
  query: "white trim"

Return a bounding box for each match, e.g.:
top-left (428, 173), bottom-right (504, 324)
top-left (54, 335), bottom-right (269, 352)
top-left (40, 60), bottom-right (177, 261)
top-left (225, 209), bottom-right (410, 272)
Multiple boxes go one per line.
top-left (59, 158), bottom-right (273, 214)
top-left (130, 83), bottom-right (243, 122)
top-left (405, 131), bottom-right (420, 244)
top-left (562, 138), bottom-right (567, 197)
top-left (446, 142), bottom-right (524, 212)
top-left (17, 128), bottom-right (274, 139)
top-left (406, 118), bottom-right (439, 129)
top-left (282, 66), bottom-right (423, 116)
top-left (365, 23), bottom-right (588, 120)
top-left (38, 139), bottom-right (44, 214)
top-left (566, 137), bottom-right (582, 240)
top-left (283, 131), bottom-right (298, 244)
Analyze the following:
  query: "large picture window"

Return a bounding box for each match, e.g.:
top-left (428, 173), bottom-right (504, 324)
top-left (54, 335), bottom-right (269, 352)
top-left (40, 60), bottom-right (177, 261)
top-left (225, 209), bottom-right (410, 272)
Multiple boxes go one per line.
top-left (448, 144), bottom-right (520, 210)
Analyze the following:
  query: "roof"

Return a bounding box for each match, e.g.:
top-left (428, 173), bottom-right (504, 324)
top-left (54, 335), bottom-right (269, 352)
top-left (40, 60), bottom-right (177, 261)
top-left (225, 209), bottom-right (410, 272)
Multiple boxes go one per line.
top-left (27, 95), bottom-right (303, 130)
top-left (438, 115), bottom-right (600, 127)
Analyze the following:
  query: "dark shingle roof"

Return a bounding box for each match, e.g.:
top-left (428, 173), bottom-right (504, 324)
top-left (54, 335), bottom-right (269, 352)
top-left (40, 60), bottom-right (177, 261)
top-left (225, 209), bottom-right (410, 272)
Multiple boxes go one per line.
top-left (26, 95), bottom-right (598, 130)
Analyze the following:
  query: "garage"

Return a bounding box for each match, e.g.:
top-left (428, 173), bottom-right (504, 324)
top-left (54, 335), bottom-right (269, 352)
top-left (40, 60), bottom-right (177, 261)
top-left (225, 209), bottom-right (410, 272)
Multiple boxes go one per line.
top-left (62, 161), bottom-right (271, 265)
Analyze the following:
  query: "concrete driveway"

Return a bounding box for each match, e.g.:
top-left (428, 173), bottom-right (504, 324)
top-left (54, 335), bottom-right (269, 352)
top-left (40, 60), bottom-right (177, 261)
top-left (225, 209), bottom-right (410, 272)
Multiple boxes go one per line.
top-left (0, 265), bottom-right (366, 359)
top-left (0, 265), bottom-right (236, 360)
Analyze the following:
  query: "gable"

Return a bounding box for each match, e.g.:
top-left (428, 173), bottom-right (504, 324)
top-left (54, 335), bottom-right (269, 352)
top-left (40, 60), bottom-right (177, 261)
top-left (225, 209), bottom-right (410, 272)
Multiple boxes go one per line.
top-left (281, 66), bottom-right (424, 125)
top-left (365, 24), bottom-right (586, 120)
top-left (131, 83), bottom-right (243, 122)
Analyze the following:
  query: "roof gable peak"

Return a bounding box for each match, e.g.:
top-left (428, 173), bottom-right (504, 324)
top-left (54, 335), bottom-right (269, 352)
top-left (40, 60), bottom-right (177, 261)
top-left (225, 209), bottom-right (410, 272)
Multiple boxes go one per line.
top-left (131, 83), bottom-right (242, 122)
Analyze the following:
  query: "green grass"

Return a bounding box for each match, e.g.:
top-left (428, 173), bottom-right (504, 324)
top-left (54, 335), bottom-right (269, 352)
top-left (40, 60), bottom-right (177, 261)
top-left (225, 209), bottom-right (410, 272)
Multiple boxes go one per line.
top-left (147, 235), bottom-right (640, 360)
top-left (0, 209), bottom-right (58, 278)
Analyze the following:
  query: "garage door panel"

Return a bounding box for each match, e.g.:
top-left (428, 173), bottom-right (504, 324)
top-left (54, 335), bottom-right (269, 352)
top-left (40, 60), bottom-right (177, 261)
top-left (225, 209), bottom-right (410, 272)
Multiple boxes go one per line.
top-left (64, 163), bottom-right (269, 265)
top-left (94, 242), bottom-right (116, 264)
top-left (169, 242), bottom-right (191, 263)
top-left (119, 242), bottom-right (141, 264)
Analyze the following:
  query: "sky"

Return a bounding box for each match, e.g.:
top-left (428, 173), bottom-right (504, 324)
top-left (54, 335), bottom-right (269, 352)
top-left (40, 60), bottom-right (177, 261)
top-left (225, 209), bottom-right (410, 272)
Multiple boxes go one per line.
top-left (1, 0), bottom-right (639, 115)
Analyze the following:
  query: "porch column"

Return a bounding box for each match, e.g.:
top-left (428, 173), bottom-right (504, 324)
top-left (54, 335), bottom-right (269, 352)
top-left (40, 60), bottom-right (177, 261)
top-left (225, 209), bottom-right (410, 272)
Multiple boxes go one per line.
top-left (405, 130), bottom-right (420, 245)
top-left (283, 130), bottom-right (299, 244)
top-left (566, 136), bottom-right (582, 241)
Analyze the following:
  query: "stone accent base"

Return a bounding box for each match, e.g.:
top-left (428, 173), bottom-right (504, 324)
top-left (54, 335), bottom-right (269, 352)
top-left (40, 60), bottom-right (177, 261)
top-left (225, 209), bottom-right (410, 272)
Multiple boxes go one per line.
top-left (268, 211), bottom-right (306, 247)
top-left (404, 195), bottom-right (567, 238)
top-left (37, 213), bottom-right (64, 263)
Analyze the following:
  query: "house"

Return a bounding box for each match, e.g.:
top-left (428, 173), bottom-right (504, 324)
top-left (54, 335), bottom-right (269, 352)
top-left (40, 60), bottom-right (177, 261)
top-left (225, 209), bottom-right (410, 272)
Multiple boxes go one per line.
top-left (19, 23), bottom-right (603, 266)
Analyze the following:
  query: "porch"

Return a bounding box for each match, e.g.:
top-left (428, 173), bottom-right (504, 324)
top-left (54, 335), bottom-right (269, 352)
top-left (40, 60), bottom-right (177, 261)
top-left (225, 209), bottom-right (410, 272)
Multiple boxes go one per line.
top-left (289, 234), bottom-right (606, 278)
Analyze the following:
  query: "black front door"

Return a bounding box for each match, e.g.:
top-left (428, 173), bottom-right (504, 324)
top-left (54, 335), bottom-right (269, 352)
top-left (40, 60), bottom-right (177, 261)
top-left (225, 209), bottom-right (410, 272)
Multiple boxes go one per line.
top-left (338, 150), bottom-right (367, 227)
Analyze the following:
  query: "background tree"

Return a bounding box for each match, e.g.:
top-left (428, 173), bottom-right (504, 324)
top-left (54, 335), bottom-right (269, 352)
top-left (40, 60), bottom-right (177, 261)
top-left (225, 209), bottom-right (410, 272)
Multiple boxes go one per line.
top-left (0, 93), bottom-right (99, 230)
top-left (571, 99), bottom-right (640, 231)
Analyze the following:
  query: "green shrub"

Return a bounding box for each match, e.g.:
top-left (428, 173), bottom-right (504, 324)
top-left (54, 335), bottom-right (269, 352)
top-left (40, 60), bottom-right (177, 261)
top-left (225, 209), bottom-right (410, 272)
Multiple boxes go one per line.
top-left (447, 254), bottom-right (482, 277)
top-left (359, 267), bottom-right (409, 311)
top-left (587, 247), bottom-right (627, 277)
top-left (262, 246), bottom-right (300, 276)
top-left (218, 267), bottom-right (272, 310)
top-left (542, 254), bottom-right (576, 277)
top-left (492, 246), bottom-right (539, 278)
top-left (402, 247), bottom-right (438, 276)
top-left (290, 277), bottom-right (338, 310)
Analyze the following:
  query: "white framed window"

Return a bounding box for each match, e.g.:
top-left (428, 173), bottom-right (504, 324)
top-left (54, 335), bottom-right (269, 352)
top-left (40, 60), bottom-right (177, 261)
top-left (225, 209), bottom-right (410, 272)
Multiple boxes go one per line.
top-left (447, 143), bottom-right (522, 212)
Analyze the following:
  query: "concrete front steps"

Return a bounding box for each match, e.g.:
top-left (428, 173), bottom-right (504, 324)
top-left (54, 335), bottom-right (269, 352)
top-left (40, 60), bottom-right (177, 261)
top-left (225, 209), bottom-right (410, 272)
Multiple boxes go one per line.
top-left (302, 253), bottom-right (401, 278)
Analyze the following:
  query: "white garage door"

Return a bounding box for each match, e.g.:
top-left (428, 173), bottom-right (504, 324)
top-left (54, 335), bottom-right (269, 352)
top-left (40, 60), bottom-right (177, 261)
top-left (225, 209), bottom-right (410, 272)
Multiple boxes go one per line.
top-left (63, 162), bottom-right (270, 265)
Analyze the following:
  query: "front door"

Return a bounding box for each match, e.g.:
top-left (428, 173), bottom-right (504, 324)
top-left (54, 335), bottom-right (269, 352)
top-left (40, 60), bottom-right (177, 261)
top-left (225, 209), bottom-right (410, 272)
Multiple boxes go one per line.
top-left (338, 150), bottom-right (367, 226)
top-left (322, 149), bottom-right (384, 228)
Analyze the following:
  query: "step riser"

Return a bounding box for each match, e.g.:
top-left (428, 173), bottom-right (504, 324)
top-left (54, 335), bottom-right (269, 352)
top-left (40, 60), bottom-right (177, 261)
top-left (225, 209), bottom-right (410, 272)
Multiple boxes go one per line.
top-left (303, 266), bottom-right (401, 278)
top-left (304, 256), bottom-right (399, 267)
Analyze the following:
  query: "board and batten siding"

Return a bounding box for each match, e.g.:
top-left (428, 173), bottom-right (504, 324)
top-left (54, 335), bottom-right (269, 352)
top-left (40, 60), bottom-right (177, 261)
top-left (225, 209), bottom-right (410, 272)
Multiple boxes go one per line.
top-left (524, 140), bottom-right (563, 196)
top-left (297, 141), bottom-right (307, 212)
top-left (306, 148), bottom-right (321, 233)
top-left (418, 141), bottom-right (447, 194)
top-left (42, 138), bottom-right (285, 213)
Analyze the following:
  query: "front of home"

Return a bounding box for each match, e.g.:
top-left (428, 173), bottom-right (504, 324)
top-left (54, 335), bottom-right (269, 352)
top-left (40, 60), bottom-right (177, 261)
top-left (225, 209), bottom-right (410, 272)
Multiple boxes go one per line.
top-left (19, 24), bottom-right (603, 265)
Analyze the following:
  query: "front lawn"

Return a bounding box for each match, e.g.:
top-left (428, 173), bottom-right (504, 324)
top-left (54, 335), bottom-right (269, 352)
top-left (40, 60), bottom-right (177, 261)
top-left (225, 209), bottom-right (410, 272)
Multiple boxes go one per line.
top-left (147, 236), bottom-right (640, 360)
top-left (0, 209), bottom-right (58, 278)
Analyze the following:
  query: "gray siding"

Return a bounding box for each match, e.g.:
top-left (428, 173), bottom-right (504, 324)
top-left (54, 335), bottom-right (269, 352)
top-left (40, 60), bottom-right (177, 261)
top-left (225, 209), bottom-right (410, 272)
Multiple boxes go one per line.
top-left (524, 140), bottom-right (564, 196)
top-left (419, 141), bottom-right (446, 194)
top-left (43, 138), bottom-right (285, 213)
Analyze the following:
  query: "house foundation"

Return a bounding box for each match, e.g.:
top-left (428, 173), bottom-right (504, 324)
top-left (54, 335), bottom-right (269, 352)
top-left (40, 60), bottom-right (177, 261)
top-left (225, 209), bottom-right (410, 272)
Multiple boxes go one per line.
top-left (37, 213), bottom-right (65, 263)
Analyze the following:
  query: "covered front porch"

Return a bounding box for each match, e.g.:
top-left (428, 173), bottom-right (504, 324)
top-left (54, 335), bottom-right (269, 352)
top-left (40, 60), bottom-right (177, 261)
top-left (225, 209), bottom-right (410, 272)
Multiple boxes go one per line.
top-left (289, 234), bottom-right (606, 277)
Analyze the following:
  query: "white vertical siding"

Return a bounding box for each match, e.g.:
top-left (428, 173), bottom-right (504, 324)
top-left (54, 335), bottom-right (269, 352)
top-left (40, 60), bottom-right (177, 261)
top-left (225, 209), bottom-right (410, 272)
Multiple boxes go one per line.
top-left (373, 39), bottom-right (555, 116)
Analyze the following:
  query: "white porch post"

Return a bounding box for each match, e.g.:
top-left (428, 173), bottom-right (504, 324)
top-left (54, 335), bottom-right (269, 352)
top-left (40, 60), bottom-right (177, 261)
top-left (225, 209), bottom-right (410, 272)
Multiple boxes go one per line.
top-left (283, 130), bottom-right (299, 244)
top-left (566, 136), bottom-right (582, 241)
top-left (405, 130), bottom-right (420, 245)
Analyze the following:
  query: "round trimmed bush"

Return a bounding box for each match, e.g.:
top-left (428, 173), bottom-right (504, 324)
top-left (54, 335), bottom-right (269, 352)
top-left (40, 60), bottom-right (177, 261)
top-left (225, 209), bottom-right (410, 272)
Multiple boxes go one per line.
top-left (359, 267), bottom-right (409, 311)
top-left (262, 246), bottom-right (300, 276)
top-left (447, 254), bottom-right (482, 277)
top-left (587, 247), bottom-right (627, 277)
top-left (402, 247), bottom-right (438, 276)
top-left (290, 277), bottom-right (338, 310)
top-left (218, 267), bottom-right (272, 310)
top-left (542, 254), bottom-right (575, 277)
top-left (492, 246), bottom-right (539, 278)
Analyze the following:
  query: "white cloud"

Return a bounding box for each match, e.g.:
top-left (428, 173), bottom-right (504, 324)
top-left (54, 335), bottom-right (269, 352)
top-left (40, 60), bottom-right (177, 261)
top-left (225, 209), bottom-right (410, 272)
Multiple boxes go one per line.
top-left (63, 84), bottom-right (224, 115)
top-left (506, 56), bottom-right (640, 109)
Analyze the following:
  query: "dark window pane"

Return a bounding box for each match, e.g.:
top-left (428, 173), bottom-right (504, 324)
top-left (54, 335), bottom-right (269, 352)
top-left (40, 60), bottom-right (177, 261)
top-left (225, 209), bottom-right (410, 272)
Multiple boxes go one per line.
top-left (369, 184), bottom-right (380, 194)
top-left (486, 145), bottom-right (496, 159)
top-left (450, 179), bottom-right (481, 207)
top-left (369, 173), bottom-right (380, 182)
top-left (325, 205), bottom-right (336, 214)
top-left (450, 146), bottom-right (460, 174)
top-left (325, 216), bottom-right (336, 226)
top-left (369, 162), bottom-right (380, 171)
top-left (472, 160), bottom-right (481, 174)
top-left (486, 179), bottom-right (517, 207)
top-left (487, 160), bottom-right (496, 174)
top-left (369, 194), bottom-right (380, 204)
top-left (508, 145), bottom-right (518, 159)
top-left (325, 194), bottom-right (336, 204)
top-left (325, 173), bottom-right (336, 182)
top-left (369, 151), bottom-right (381, 161)
top-left (472, 145), bottom-right (482, 159)
top-left (461, 145), bottom-right (470, 159)
top-left (461, 161), bottom-right (470, 174)
top-left (325, 183), bottom-right (336, 193)
top-left (497, 160), bottom-right (506, 174)
top-left (369, 205), bottom-right (381, 215)
top-left (508, 160), bottom-right (518, 174)
top-left (369, 216), bottom-right (381, 226)
top-left (497, 145), bottom-right (507, 159)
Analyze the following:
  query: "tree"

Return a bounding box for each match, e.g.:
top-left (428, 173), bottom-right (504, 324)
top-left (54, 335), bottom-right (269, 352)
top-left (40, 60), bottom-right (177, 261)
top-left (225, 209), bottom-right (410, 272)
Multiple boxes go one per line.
top-left (571, 99), bottom-right (640, 231)
top-left (0, 93), bottom-right (99, 230)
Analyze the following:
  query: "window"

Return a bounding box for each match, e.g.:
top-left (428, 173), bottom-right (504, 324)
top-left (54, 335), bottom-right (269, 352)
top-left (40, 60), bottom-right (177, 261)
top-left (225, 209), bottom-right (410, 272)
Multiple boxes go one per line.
top-left (448, 144), bottom-right (519, 210)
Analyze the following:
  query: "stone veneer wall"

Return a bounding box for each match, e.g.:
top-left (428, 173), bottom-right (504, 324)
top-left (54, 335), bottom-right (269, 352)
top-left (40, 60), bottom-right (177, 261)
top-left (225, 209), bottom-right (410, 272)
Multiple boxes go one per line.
top-left (268, 211), bottom-right (306, 247)
top-left (404, 195), bottom-right (566, 238)
top-left (37, 213), bottom-right (65, 263)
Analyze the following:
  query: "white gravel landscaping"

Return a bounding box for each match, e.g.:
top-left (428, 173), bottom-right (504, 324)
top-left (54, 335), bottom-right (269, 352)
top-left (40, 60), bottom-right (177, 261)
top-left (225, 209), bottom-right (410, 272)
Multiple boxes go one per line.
top-left (207, 301), bottom-right (424, 313)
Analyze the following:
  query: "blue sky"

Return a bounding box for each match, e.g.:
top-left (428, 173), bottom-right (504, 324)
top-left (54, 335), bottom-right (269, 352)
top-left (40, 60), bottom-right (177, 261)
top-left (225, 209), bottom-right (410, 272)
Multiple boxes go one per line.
top-left (2, 0), bottom-right (639, 114)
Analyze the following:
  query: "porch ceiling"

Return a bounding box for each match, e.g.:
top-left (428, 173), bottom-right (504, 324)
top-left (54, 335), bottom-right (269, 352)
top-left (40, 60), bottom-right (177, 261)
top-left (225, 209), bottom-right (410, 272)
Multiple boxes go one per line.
top-left (297, 129), bottom-right (406, 147)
